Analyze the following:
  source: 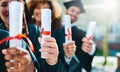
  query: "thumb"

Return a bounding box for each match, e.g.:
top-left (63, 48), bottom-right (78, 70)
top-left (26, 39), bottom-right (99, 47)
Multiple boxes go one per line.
top-left (38, 37), bottom-right (42, 44)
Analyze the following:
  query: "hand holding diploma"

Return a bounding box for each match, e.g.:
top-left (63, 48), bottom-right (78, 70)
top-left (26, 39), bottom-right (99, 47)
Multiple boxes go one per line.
top-left (3, 1), bottom-right (34, 72)
top-left (39, 37), bottom-right (59, 65)
top-left (9, 1), bottom-right (23, 69)
top-left (2, 47), bottom-right (35, 72)
top-left (63, 15), bottom-right (76, 59)
top-left (82, 21), bottom-right (96, 53)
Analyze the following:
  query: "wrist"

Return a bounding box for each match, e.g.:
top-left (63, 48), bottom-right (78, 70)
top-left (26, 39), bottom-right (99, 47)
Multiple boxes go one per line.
top-left (46, 58), bottom-right (58, 65)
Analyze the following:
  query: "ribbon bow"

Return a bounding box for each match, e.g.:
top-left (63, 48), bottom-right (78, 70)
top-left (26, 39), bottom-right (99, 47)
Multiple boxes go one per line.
top-left (40, 28), bottom-right (51, 37)
top-left (65, 28), bottom-right (71, 40)
top-left (0, 34), bottom-right (34, 52)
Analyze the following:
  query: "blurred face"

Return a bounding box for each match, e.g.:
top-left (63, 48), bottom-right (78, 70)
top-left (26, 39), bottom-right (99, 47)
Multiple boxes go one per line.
top-left (33, 3), bottom-right (50, 23)
top-left (66, 6), bottom-right (80, 23)
top-left (0, 0), bottom-right (10, 24)
top-left (0, 0), bottom-right (23, 24)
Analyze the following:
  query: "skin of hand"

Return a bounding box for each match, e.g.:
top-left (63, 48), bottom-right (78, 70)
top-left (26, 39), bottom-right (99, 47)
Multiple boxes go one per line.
top-left (82, 35), bottom-right (94, 53)
top-left (39, 37), bottom-right (59, 65)
top-left (2, 47), bottom-right (35, 72)
top-left (63, 41), bottom-right (76, 59)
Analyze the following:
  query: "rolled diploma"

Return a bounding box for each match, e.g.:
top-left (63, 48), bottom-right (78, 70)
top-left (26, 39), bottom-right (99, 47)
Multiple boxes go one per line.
top-left (41, 9), bottom-right (51, 58)
top-left (64, 15), bottom-right (72, 43)
top-left (9, 1), bottom-right (23, 67)
top-left (9, 1), bottom-right (23, 48)
top-left (86, 21), bottom-right (96, 38)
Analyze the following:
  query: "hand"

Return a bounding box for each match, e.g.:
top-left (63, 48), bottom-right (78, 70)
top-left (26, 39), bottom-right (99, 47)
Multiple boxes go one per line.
top-left (82, 36), bottom-right (93, 53)
top-left (39, 37), bottom-right (59, 65)
top-left (63, 41), bottom-right (76, 59)
top-left (2, 47), bottom-right (35, 72)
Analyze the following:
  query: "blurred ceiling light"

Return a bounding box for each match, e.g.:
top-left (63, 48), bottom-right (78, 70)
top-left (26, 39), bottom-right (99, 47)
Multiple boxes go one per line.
top-left (103, 0), bottom-right (118, 13)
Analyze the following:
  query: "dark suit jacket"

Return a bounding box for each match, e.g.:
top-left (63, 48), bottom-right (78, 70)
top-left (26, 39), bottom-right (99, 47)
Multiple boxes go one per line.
top-left (72, 26), bottom-right (96, 72)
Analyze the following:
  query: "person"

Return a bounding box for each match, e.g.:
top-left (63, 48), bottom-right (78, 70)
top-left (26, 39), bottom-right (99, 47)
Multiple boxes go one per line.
top-left (63, 0), bottom-right (97, 72)
top-left (0, 0), bottom-right (59, 72)
top-left (28, 0), bottom-right (79, 72)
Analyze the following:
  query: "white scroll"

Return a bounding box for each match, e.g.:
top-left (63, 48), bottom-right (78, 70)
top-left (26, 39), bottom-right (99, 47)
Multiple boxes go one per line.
top-left (86, 21), bottom-right (96, 38)
top-left (64, 15), bottom-right (72, 44)
top-left (9, 1), bottom-right (23, 47)
top-left (41, 9), bottom-right (51, 58)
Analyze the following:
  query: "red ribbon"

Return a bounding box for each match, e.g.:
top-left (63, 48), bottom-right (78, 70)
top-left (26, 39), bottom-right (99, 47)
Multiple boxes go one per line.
top-left (65, 28), bottom-right (71, 40)
top-left (0, 34), bottom-right (34, 52)
top-left (40, 28), bottom-right (51, 37)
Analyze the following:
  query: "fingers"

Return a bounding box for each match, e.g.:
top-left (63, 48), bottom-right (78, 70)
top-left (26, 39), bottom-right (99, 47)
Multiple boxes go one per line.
top-left (2, 47), bottom-right (28, 55)
top-left (40, 37), bottom-right (58, 51)
top-left (38, 37), bottom-right (56, 44)
top-left (82, 44), bottom-right (92, 53)
top-left (87, 35), bottom-right (94, 40)
top-left (64, 41), bottom-right (76, 50)
top-left (44, 37), bottom-right (56, 42)
top-left (82, 37), bottom-right (93, 53)
top-left (40, 47), bottom-right (58, 59)
top-left (39, 37), bottom-right (59, 65)
top-left (5, 61), bottom-right (21, 69)
top-left (2, 47), bottom-right (32, 72)
top-left (38, 37), bottom-right (42, 43)
top-left (40, 47), bottom-right (58, 65)
top-left (2, 48), bottom-right (29, 64)
top-left (82, 37), bottom-right (93, 44)
top-left (63, 41), bottom-right (76, 59)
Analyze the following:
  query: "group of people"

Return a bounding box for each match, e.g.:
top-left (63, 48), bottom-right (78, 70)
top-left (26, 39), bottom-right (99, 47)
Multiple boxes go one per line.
top-left (0, 0), bottom-right (97, 72)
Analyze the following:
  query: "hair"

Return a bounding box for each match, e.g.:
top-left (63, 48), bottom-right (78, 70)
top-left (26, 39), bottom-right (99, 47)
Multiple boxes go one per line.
top-left (28, 0), bottom-right (62, 29)
top-left (0, 0), bottom-right (4, 23)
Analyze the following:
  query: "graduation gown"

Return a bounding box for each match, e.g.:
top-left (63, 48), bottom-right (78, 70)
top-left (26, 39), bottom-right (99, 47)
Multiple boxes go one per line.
top-left (71, 26), bottom-right (96, 72)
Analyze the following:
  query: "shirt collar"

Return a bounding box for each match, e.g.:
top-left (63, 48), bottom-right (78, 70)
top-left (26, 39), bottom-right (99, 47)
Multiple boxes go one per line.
top-left (71, 23), bottom-right (76, 27)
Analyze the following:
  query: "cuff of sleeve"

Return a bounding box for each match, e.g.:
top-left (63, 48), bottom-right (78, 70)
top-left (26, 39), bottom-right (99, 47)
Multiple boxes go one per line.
top-left (88, 42), bottom-right (96, 55)
top-left (64, 56), bottom-right (72, 65)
